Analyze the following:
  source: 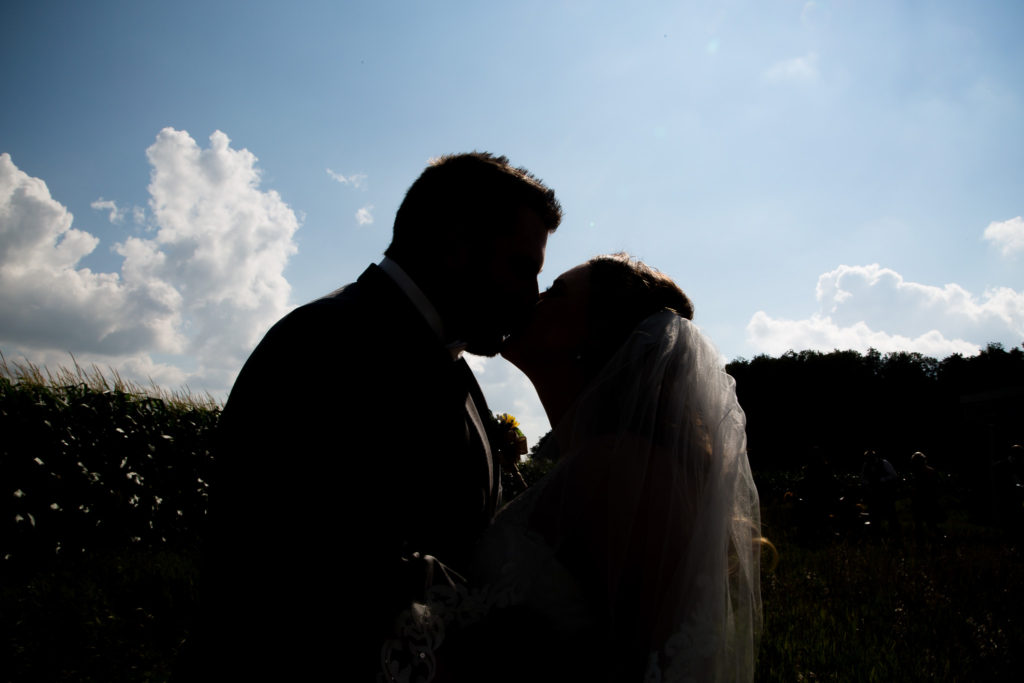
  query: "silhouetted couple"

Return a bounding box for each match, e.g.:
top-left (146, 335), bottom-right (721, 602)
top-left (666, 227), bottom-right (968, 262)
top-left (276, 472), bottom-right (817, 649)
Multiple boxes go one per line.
top-left (197, 154), bottom-right (762, 682)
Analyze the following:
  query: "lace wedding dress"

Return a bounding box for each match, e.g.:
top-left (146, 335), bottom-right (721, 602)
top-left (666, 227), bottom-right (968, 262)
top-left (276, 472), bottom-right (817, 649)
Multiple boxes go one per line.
top-left (380, 313), bottom-right (762, 682)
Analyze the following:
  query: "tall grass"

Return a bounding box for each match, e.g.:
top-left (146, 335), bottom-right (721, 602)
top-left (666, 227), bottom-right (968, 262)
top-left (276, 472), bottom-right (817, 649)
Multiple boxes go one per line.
top-left (0, 353), bottom-right (219, 411)
top-left (1, 358), bottom-right (217, 682)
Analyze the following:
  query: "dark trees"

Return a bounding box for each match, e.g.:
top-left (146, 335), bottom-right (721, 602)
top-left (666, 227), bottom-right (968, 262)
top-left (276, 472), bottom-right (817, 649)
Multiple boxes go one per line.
top-left (727, 343), bottom-right (1024, 475)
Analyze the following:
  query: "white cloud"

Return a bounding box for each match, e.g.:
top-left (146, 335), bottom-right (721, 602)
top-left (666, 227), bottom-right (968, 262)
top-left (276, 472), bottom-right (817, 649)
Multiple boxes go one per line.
top-left (764, 52), bottom-right (819, 83)
top-left (355, 205), bottom-right (374, 225)
top-left (91, 198), bottom-right (125, 223)
top-left (984, 216), bottom-right (1024, 256)
top-left (326, 168), bottom-right (367, 188)
top-left (800, 2), bottom-right (817, 26)
top-left (746, 312), bottom-right (981, 358)
top-left (747, 264), bottom-right (1024, 357)
top-left (0, 152), bottom-right (175, 357)
top-left (92, 197), bottom-right (146, 225)
top-left (0, 129), bottom-right (300, 396)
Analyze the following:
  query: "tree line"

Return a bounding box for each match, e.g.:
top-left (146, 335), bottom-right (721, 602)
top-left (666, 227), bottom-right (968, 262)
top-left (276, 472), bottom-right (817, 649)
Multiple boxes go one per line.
top-left (725, 343), bottom-right (1023, 473)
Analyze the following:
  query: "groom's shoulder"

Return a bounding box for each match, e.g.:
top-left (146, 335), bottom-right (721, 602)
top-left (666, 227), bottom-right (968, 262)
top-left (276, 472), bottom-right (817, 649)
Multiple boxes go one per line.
top-left (307, 264), bottom-right (393, 314)
top-left (239, 263), bottom-right (425, 379)
top-left (273, 266), bottom-right (391, 331)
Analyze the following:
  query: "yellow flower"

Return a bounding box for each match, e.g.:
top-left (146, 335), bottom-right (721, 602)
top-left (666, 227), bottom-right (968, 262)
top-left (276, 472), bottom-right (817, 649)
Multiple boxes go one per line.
top-left (498, 413), bottom-right (519, 428)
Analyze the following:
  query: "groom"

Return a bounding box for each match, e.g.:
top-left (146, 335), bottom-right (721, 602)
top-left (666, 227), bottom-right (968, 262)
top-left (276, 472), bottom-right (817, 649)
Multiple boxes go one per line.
top-left (199, 153), bottom-right (561, 679)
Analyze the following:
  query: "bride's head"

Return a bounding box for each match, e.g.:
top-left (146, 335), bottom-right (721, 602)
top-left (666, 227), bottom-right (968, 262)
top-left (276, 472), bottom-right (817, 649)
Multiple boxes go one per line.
top-left (502, 253), bottom-right (693, 417)
top-left (580, 253), bottom-right (693, 375)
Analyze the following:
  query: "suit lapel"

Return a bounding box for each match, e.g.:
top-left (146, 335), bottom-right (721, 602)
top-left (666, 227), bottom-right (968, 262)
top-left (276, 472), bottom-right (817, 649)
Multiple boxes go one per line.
top-left (454, 357), bottom-right (500, 517)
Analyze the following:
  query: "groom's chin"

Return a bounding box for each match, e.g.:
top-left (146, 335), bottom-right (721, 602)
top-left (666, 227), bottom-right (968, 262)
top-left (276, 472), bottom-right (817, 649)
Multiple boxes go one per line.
top-left (497, 334), bottom-right (529, 368)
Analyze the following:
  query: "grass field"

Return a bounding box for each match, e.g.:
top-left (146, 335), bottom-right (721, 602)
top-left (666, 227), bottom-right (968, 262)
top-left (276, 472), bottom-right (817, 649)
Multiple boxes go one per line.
top-left (7, 500), bottom-right (1021, 681)
top-left (756, 501), bottom-right (1024, 682)
top-left (3, 364), bottom-right (1022, 681)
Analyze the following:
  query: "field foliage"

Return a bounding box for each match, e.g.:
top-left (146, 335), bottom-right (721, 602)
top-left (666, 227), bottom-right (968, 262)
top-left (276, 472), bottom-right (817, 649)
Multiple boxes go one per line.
top-left (2, 359), bottom-right (215, 681)
top-left (758, 504), bottom-right (1023, 681)
top-left (1, 359), bottom-right (1022, 681)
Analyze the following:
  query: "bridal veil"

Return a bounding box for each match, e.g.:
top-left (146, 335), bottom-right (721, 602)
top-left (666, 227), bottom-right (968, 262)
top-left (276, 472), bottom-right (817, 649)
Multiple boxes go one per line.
top-left (528, 310), bottom-right (762, 681)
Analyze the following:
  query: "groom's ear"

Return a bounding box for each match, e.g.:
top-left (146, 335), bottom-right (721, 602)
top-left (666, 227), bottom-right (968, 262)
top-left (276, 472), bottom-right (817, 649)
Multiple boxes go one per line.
top-left (438, 224), bottom-right (490, 272)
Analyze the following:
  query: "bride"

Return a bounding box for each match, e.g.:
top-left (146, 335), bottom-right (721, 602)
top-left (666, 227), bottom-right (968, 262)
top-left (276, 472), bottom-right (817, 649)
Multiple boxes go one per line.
top-left (382, 253), bottom-right (763, 682)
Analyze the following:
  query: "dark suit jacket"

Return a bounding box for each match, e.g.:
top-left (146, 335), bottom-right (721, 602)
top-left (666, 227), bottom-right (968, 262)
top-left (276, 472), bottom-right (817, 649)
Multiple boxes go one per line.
top-left (191, 264), bottom-right (500, 679)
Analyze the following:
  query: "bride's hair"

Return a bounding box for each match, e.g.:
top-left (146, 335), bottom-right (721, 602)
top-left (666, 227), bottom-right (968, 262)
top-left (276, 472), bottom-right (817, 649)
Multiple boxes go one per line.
top-left (582, 253), bottom-right (694, 379)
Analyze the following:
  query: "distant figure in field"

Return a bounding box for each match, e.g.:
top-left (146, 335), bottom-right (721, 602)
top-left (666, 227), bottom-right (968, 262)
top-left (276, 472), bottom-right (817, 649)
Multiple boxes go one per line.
top-left (861, 449), bottom-right (901, 536)
top-left (909, 451), bottom-right (942, 538)
top-left (190, 153), bottom-right (561, 680)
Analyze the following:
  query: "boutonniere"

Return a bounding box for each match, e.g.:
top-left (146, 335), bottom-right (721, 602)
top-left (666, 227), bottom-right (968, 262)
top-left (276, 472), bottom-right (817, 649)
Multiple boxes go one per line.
top-left (494, 412), bottom-right (528, 488)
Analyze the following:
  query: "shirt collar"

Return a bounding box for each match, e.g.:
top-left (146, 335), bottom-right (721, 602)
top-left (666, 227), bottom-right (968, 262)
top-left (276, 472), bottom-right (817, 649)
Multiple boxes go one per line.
top-left (378, 257), bottom-right (466, 359)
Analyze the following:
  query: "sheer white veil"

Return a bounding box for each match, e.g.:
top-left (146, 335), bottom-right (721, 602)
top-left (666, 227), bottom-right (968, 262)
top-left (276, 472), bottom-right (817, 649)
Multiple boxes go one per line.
top-left (529, 310), bottom-right (762, 681)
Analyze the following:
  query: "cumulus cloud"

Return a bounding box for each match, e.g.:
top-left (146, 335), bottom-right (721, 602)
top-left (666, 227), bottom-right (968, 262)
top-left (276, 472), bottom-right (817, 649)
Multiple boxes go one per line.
top-left (0, 129), bottom-right (300, 395)
top-left (984, 216), bottom-right (1024, 256)
top-left (746, 312), bottom-right (981, 358)
top-left (326, 168), bottom-right (367, 188)
top-left (134, 128), bottom-right (300, 386)
top-left (747, 264), bottom-right (1024, 357)
top-left (764, 52), bottom-right (819, 83)
top-left (355, 205), bottom-right (374, 225)
top-left (0, 152), bottom-right (175, 357)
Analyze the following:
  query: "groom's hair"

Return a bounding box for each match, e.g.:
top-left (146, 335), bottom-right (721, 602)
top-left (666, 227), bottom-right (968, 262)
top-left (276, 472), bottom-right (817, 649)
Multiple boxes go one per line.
top-left (385, 152), bottom-right (561, 260)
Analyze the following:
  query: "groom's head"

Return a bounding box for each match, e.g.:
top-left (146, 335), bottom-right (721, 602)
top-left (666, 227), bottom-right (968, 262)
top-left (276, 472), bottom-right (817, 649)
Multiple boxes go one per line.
top-left (385, 152), bottom-right (562, 356)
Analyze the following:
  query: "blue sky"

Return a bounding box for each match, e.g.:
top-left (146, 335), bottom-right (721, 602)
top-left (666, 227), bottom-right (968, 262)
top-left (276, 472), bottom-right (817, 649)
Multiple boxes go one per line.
top-left (2, 0), bottom-right (1023, 444)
